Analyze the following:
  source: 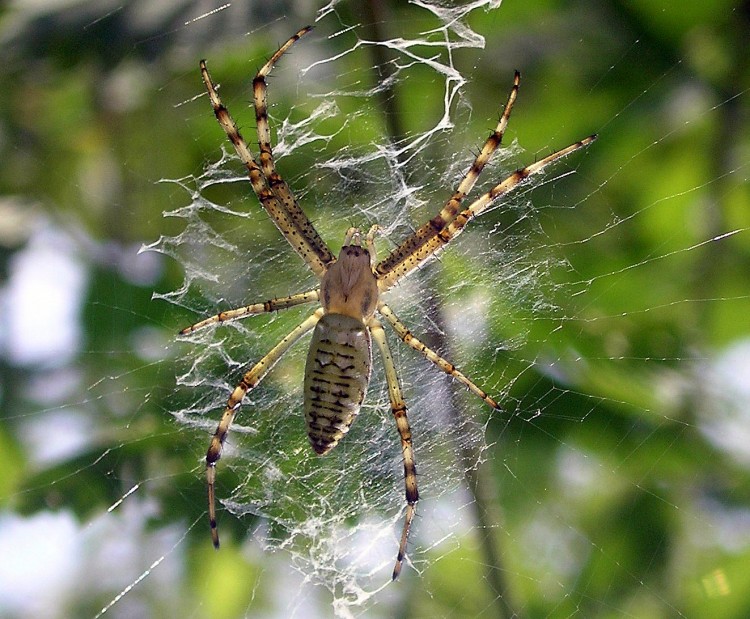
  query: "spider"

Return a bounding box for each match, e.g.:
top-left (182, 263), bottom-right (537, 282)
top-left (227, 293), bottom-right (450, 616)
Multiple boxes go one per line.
top-left (183, 25), bottom-right (596, 580)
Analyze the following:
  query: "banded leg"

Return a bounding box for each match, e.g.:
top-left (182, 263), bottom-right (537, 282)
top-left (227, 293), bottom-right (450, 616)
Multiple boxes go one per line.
top-left (378, 303), bottom-right (499, 410)
top-left (370, 318), bottom-right (418, 580)
top-left (375, 134), bottom-right (597, 291)
top-left (433, 73), bottom-right (519, 226)
top-left (200, 55), bottom-right (333, 278)
top-left (375, 73), bottom-right (521, 281)
top-left (434, 136), bottom-right (597, 256)
top-left (252, 26), bottom-right (334, 270)
top-left (180, 289), bottom-right (320, 335)
top-left (207, 308), bottom-right (324, 548)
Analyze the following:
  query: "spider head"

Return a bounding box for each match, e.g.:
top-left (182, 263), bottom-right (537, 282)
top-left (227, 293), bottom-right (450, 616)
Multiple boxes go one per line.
top-left (320, 244), bottom-right (379, 321)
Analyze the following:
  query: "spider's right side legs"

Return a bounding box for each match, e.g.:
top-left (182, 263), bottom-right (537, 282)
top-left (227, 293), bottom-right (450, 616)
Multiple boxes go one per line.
top-left (179, 289), bottom-right (319, 335)
top-left (378, 302), bottom-right (499, 410)
top-left (375, 73), bottom-right (521, 282)
top-left (207, 307), bottom-right (324, 548)
top-left (370, 318), bottom-right (418, 580)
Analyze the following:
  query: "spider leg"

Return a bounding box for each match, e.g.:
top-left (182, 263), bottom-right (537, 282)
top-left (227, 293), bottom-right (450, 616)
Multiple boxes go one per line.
top-left (375, 73), bottom-right (520, 282)
top-left (207, 307), bottom-right (324, 548)
top-left (180, 289), bottom-right (320, 335)
top-left (252, 26), bottom-right (335, 270)
top-left (200, 47), bottom-right (332, 278)
top-left (375, 134), bottom-right (596, 291)
top-left (378, 302), bottom-right (499, 409)
top-left (430, 136), bottom-right (597, 256)
top-left (370, 317), bottom-right (418, 580)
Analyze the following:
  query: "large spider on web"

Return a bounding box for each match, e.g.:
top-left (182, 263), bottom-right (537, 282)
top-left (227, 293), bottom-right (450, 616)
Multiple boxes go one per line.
top-left (181, 25), bottom-right (596, 580)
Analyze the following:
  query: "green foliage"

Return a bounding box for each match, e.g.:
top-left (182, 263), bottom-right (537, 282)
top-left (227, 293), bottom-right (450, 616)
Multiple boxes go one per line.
top-left (1, 1), bottom-right (749, 618)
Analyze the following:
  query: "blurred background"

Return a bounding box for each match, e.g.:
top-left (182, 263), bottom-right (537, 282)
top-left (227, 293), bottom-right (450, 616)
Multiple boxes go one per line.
top-left (0, 1), bottom-right (749, 617)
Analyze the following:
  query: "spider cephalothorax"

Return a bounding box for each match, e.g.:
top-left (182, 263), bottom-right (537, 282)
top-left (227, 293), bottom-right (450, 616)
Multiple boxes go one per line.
top-left (183, 26), bottom-right (595, 580)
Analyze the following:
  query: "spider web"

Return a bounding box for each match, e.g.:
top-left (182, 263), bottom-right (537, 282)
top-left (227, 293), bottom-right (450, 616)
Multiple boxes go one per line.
top-left (149, 4), bottom-right (525, 610)
top-left (139, 4), bottom-right (750, 617)
top-left (141, 0), bottom-right (600, 611)
top-left (3, 1), bottom-right (750, 619)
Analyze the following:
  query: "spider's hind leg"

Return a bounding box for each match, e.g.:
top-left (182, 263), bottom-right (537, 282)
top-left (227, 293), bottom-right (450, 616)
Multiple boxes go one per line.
top-left (205, 308), bottom-right (324, 548)
top-left (369, 317), bottom-right (418, 580)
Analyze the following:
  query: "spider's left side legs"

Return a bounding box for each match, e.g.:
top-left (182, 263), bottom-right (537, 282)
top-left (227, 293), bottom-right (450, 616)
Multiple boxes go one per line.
top-left (207, 308), bottom-right (324, 548)
top-left (200, 53), bottom-right (332, 278)
top-left (378, 303), bottom-right (500, 411)
top-left (180, 289), bottom-right (320, 335)
top-left (370, 318), bottom-right (418, 580)
top-left (252, 27), bottom-right (334, 270)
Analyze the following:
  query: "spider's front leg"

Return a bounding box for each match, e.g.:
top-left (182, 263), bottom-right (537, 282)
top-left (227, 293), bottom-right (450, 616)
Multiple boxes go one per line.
top-left (199, 25), bottom-right (334, 279)
top-left (373, 71), bottom-right (596, 292)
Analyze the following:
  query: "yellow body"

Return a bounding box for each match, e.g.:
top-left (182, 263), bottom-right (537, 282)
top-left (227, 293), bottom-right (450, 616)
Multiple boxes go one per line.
top-left (193, 26), bottom-right (594, 579)
top-left (304, 314), bottom-right (372, 454)
top-left (304, 243), bottom-right (379, 454)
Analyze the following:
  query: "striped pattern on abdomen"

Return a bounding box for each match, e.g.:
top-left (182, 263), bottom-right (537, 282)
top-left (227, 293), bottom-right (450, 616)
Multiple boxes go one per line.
top-left (303, 313), bottom-right (372, 455)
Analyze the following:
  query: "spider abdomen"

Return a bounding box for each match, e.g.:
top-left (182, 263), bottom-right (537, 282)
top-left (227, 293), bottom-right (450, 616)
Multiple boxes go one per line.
top-left (304, 313), bottom-right (372, 455)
